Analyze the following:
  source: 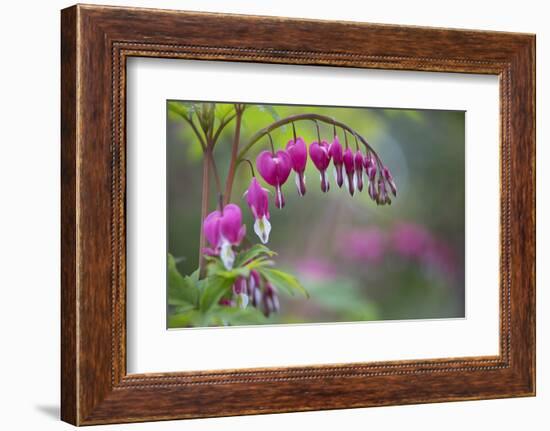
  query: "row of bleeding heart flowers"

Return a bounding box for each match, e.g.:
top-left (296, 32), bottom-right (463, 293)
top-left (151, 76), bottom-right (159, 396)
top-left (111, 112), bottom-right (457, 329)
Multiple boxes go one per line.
top-left (257, 135), bottom-right (397, 208)
top-left (202, 135), bottom-right (398, 271)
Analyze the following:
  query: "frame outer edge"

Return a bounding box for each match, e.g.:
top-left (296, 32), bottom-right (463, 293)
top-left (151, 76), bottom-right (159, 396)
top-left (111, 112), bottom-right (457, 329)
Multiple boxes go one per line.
top-left (499, 35), bottom-right (536, 396)
top-left (60, 4), bottom-right (536, 424)
top-left (61, 4), bottom-right (79, 426)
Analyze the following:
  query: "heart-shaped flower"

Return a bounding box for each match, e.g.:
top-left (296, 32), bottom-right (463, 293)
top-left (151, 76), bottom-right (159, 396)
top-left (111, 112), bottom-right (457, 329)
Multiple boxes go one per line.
top-left (202, 203), bottom-right (246, 269)
top-left (354, 150), bottom-right (364, 192)
top-left (363, 153), bottom-right (377, 182)
top-left (329, 136), bottom-right (344, 188)
top-left (256, 150), bottom-right (292, 209)
top-left (286, 137), bottom-right (308, 196)
top-left (244, 177), bottom-right (271, 244)
top-left (309, 140), bottom-right (331, 192)
top-left (343, 147), bottom-right (355, 196)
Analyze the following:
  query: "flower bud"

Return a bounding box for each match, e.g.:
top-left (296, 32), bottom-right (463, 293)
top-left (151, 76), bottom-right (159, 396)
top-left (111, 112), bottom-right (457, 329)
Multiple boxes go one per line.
top-left (343, 147), bottom-right (355, 196)
top-left (329, 136), bottom-right (344, 188)
top-left (354, 150), bottom-right (364, 192)
top-left (383, 166), bottom-right (397, 197)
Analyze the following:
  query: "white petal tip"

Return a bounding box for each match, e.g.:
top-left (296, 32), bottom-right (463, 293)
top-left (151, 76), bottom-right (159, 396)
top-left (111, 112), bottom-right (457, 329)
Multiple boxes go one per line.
top-left (254, 216), bottom-right (271, 244)
top-left (220, 240), bottom-right (235, 270)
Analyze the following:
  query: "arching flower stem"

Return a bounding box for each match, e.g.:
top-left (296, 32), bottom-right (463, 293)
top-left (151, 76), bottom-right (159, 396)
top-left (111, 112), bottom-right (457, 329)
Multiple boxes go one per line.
top-left (314, 120), bottom-right (321, 143)
top-left (241, 158), bottom-right (256, 178)
top-left (237, 113), bottom-right (384, 168)
top-left (352, 131), bottom-right (359, 152)
top-left (267, 133), bottom-right (276, 154)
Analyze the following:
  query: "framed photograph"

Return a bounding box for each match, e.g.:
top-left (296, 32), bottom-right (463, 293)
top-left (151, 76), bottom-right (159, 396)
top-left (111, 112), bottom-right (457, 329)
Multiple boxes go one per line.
top-left (61, 4), bottom-right (535, 425)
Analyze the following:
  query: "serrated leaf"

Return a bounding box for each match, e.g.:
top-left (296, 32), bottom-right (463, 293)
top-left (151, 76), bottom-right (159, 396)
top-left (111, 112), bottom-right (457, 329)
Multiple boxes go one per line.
top-left (189, 268), bottom-right (200, 283)
top-left (258, 267), bottom-right (309, 298)
top-left (168, 310), bottom-right (203, 328)
top-left (234, 244), bottom-right (277, 268)
top-left (168, 254), bottom-right (199, 307)
top-left (206, 257), bottom-right (250, 280)
top-left (244, 257), bottom-right (275, 271)
top-left (199, 275), bottom-right (234, 312)
top-left (167, 101), bottom-right (189, 118)
top-left (216, 267), bottom-right (250, 279)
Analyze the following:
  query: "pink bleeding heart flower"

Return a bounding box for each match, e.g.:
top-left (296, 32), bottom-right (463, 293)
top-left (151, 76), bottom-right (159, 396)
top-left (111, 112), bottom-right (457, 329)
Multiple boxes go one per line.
top-left (383, 166), bottom-right (397, 197)
top-left (364, 153), bottom-right (377, 182)
top-left (247, 270), bottom-right (263, 307)
top-left (202, 203), bottom-right (246, 269)
top-left (363, 153), bottom-right (378, 201)
top-left (218, 298), bottom-right (234, 307)
top-left (368, 178), bottom-right (378, 201)
top-left (329, 136), bottom-right (344, 188)
top-left (309, 140), bottom-right (331, 192)
top-left (343, 147), bottom-right (355, 196)
top-left (244, 177), bottom-right (271, 244)
top-left (286, 137), bottom-right (308, 196)
top-left (256, 150), bottom-right (292, 209)
top-left (262, 283), bottom-right (280, 317)
top-left (354, 150), bottom-right (364, 192)
top-left (232, 276), bottom-right (249, 309)
top-left (377, 177), bottom-right (391, 205)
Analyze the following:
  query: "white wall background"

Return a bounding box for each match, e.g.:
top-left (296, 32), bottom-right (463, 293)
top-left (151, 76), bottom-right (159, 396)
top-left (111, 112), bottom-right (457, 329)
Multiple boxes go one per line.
top-left (0, 0), bottom-right (546, 429)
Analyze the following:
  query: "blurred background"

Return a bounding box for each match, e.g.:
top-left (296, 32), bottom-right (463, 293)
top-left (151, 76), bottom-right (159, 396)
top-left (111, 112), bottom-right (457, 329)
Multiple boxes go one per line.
top-left (167, 102), bottom-right (465, 326)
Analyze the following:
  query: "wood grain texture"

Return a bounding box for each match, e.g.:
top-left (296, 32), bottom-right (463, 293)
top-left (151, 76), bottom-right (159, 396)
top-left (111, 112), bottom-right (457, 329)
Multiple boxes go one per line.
top-left (60, 5), bottom-right (78, 425)
top-left (60, 4), bottom-right (536, 425)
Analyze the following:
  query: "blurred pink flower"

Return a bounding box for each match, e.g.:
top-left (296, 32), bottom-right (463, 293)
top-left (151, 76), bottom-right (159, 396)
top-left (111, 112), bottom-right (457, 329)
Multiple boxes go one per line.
top-left (391, 223), bottom-right (432, 259)
top-left (338, 227), bottom-right (387, 263)
top-left (423, 240), bottom-right (458, 278)
top-left (295, 258), bottom-right (337, 281)
top-left (391, 222), bottom-right (458, 277)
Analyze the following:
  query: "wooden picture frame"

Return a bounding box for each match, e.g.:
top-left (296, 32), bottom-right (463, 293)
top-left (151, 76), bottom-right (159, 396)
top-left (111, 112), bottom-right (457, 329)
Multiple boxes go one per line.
top-left (61, 4), bottom-right (535, 425)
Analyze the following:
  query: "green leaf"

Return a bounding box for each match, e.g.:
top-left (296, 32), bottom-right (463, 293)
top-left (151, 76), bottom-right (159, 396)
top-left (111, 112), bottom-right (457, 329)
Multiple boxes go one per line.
top-left (217, 267), bottom-right (251, 279)
top-left (199, 275), bottom-right (234, 312)
top-left (167, 101), bottom-right (188, 118)
top-left (245, 258), bottom-right (275, 271)
top-left (215, 104), bottom-right (235, 121)
top-left (171, 303), bottom-right (196, 314)
top-left (206, 258), bottom-right (250, 280)
top-left (212, 306), bottom-right (267, 326)
top-left (189, 268), bottom-right (200, 283)
top-left (168, 310), bottom-right (203, 328)
top-left (258, 267), bottom-right (309, 298)
top-left (167, 254), bottom-right (199, 307)
top-left (234, 244), bottom-right (277, 268)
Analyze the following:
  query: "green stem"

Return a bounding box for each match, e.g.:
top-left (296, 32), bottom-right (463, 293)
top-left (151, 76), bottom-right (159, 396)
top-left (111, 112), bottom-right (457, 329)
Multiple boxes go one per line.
top-left (212, 113), bottom-right (237, 147)
top-left (198, 148), bottom-right (211, 278)
top-left (224, 105), bottom-right (244, 204)
top-left (206, 150), bottom-right (222, 196)
top-left (237, 113), bottom-right (382, 166)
